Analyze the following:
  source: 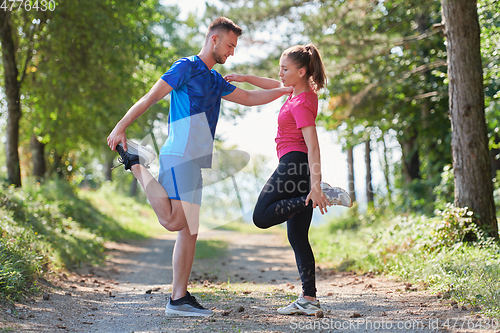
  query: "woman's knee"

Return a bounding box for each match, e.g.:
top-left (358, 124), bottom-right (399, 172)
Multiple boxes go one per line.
top-left (252, 211), bottom-right (270, 229)
top-left (253, 221), bottom-right (270, 229)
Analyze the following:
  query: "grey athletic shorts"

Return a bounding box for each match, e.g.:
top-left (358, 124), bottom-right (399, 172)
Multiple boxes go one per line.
top-left (158, 155), bottom-right (203, 206)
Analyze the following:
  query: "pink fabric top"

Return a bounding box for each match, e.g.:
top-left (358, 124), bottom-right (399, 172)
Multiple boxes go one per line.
top-left (275, 90), bottom-right (318, 160)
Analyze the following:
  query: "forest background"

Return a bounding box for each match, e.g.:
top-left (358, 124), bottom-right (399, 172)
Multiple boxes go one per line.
top-left (1, 0), bottom-right (500, 318)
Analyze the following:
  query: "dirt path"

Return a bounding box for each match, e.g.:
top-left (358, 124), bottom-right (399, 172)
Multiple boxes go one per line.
top-left (2, 230), bottom-right (499, 333)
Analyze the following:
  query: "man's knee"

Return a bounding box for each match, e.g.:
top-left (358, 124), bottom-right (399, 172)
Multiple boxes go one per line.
top-left (159, 211), bottom-right (187, 232)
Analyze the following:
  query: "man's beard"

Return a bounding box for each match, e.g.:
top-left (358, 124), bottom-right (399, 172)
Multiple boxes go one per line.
top-left (212, 44), bottom-right (226, 64)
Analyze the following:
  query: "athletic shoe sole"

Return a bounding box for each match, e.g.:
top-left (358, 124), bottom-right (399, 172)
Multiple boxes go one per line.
top-left (124, 139), bottom-right (157, 168)
top-left (165, 307), bottom-right (214, 317)
top-left (321, 182), bottom-right (353, 208)
top-left (278, 308), bottom-right (319, 315)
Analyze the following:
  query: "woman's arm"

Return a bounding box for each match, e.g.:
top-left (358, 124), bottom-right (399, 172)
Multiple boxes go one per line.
top-left (302, 126), bottom-right (330, 214)
top-left (224, 74), bottom-right (281, 89)
top-left (223, 86), bottom-right (292, 106)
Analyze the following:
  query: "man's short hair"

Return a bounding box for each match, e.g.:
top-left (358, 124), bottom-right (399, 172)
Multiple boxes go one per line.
top-left (207, 17), bottom-right (242, 37)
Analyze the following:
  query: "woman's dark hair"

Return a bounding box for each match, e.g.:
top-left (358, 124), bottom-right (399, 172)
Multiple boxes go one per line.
top-left (282, 43), bottom-right (326, 91)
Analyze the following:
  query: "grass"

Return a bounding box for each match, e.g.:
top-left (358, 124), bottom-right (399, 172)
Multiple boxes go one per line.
top-left (0, 180), bottom-right (163, 302)
top-left (78, 182), bottom-right (166, 239)
top-left (385, 244), bottom-right (500, 315)
top-left (0, 228), bottom-right (41, 302)
top-left (195, 239), bottom-right (229, 260)
top-left (310, 205), bottom-right (500, 318)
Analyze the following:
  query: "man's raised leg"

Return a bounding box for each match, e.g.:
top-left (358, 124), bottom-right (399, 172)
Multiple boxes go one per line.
top-left (130, 164), bottom-right (188, 231)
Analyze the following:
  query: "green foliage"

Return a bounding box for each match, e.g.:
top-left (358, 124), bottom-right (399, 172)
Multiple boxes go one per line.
top-left (433, 164), bottom-right (455, 210)
top-left (383, 245), bottom-right (500, 317)
top-left (310, 205), bottom-right (500, 316)
top-left (432, 204), bottom-right (487, 247)
top-left (23, 0), bottom-right (179, 150)
top-left (495, 170), bottom-right (500, 211)
top-left (318, 0), bottom-right (451, 204)
top-left (78, 182), bottom-right (166, 238)
top-left (435, 167), bottom-right (500, 215)
top-left (0, 220), bottom-right (41, 301)
top-left (480, 0), bottom-right (500, 152)
top-left (1, 182), bottom-right (98, 271)
top-left (324, 206), bottom-right (370, 233)
top-left (309, 210), bottom-right (378, 271)
top-left (394, 177), bottom-right (438, 215)
top-left (2, 1), bottom-right (201, 182)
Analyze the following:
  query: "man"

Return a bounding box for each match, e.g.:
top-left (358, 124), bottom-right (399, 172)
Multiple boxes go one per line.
top-left (107, 17), bottom-right (292, 317)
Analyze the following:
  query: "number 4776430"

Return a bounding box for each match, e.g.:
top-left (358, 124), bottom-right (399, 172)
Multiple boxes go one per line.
top-left (1, 0), bottom-right (56, 11)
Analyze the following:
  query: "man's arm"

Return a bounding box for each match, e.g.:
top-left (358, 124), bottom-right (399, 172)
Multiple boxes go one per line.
top-left (224, 74), bottom-right (281, 89)
top-left (107, 79), bottom-right (173, 151)
top-left (223, 86), bottom-right (291, 106)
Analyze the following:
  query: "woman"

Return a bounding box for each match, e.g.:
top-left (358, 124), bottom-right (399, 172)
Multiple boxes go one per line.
top-left (225, 44), bottom-right (352, 315)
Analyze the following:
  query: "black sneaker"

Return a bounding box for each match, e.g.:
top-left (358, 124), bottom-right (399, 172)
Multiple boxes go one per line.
top-left (114, 139), bottom-right (156, 171)
top-left (165, 291), bottom-right (214, 317)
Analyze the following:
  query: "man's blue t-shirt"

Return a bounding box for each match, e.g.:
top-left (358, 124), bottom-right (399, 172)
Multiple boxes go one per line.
top-left (160, 55), bottom-right (236, 168)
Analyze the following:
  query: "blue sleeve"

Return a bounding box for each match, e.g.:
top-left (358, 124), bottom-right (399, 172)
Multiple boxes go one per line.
top-left (215, 71), bottom-right (236, 96)
top-left (161, 58), bottom-right (191, 90)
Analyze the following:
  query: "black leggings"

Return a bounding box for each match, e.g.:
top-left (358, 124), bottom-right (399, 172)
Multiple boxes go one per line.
top-left (253, 151), bottom-right (316, 297)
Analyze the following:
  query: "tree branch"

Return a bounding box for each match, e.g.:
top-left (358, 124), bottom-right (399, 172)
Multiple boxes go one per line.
top-left (343, 60), bottom-right (448, 113)
top-left (403, 91), bottom-right (441, 102)
top-left (19, 22), bottom-right (38, 86)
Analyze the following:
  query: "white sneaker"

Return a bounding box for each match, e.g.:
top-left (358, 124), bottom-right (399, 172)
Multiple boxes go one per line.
top-left (277, 294), bottom-right (321, 316)
top-left (321, 182), bottom-right (353, 207)
top-left (115, 139), bottom-right (157, 170)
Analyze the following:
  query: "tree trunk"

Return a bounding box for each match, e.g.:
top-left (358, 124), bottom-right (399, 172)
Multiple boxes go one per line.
top-left (399, 129), bottom-right (420, 184)
top-left (347, 146), bottom-right (356, 203)
top-left (381, 133), bottom-right (392, 202)
top-left (0, 12), bottom-right (22, 187)
top-left (441, 0), bottom-right (498, 238)
top-left (104, 155), bottom-right (114, 182)
top-left (365, 139), bottom-right (374, 205)
top-left (30, 135), bottom-right (46, 181)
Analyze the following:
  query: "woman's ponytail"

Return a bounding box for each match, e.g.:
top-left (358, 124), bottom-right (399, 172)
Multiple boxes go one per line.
top-left (305, 44), bottom-right (326, 91)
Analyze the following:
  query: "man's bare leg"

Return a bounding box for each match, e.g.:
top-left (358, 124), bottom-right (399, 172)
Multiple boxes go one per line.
top-left (171, 229), bottom-right (197, 299)
top-left (171, 202), bottom-right (200, 299)
top-left (129, 163), bottom-right (201, 299)
top-left (130, 164), bottom-right (187, 231)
